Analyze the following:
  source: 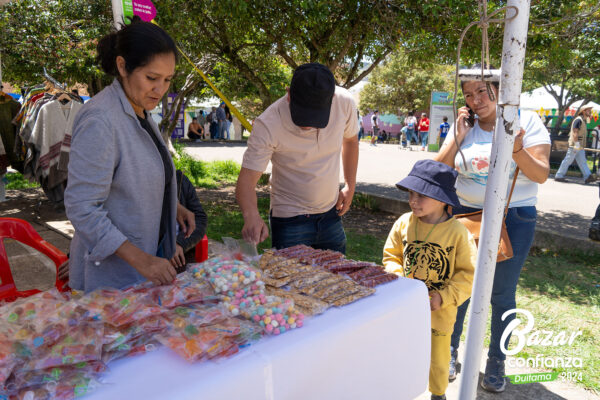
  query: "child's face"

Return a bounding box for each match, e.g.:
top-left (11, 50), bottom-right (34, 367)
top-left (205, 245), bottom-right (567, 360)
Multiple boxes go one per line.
top-left (408, 191), bottom-right (446, 219)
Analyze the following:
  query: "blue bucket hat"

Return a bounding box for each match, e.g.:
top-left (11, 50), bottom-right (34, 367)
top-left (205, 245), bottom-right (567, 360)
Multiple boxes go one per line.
top-left (396, 160), bottom-right (461, 207)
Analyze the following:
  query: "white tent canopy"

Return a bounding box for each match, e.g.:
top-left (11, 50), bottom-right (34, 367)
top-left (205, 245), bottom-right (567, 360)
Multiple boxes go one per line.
top-left (520, 85), bottom-right (600, 111)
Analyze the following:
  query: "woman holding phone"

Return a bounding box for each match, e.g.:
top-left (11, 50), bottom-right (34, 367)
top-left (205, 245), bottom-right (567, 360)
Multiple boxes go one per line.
top-left (434, 64), bottom-right (551, 393)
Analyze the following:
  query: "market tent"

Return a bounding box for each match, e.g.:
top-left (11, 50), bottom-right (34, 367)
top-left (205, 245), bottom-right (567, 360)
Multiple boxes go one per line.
top-left (520, 85), bottom-right (563, 110)
top-left (520, 86), bottom-right (600, 112)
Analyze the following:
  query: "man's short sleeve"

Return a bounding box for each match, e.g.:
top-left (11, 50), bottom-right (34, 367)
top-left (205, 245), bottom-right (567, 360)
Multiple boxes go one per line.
top-left (344, 96), bottom-right (359, 138)
top-left (242, 119), bottom-right (275, 173)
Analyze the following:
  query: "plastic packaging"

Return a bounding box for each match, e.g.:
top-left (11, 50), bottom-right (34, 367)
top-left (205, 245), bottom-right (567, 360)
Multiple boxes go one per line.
top-left (75, 288), bottom-right (163, 327)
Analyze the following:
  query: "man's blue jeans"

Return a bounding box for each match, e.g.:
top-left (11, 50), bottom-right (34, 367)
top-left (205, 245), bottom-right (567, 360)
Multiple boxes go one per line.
top-left (555, 147), bottom-right (591, 180)
top-left (269, 206), bottom-right (346, 254)
top-left (450, 205), bottom-right (537, 360)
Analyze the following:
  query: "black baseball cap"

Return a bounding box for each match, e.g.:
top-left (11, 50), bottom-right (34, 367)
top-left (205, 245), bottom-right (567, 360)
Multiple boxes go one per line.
top-left (289, 63), bottom-right (335, 128)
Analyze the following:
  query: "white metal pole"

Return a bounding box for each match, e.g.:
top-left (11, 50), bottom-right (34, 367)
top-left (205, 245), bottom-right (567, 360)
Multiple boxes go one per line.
top-left (110, 0), bottom-right (124, 30)
top-left (458, 1), bottom-right (531, 399)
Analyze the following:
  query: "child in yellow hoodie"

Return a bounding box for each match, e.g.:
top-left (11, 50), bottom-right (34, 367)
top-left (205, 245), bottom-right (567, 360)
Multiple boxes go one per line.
top-left (383, 160), bottom-right (477, 400)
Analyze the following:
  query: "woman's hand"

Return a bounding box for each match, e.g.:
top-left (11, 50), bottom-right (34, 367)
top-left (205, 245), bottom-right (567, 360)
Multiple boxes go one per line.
top-left (177, 202), bottom-right (195, 238)
top-left (512, 128), bottom-right (525, 153)
top-left (170, 244), bottom-right (186, 269)
top-left (115, 241), bottom-right (176, 285)
top-left (142, 255), bottom-right (177, 285)
top-left (454, 106), bottom-right (472, 146)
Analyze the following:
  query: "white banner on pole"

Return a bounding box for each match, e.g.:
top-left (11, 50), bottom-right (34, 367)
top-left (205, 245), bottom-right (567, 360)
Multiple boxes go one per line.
top-left (429, 91), bottom-right (453, 149)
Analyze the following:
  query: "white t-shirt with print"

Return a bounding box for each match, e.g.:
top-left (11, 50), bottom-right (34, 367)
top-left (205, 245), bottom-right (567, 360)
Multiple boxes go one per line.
top-left (442, 110), bottom-right (550, 208)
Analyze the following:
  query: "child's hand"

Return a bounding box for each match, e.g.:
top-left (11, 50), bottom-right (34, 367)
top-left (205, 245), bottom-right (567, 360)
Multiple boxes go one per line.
top-left (429, 291), bottom-right (442, 311)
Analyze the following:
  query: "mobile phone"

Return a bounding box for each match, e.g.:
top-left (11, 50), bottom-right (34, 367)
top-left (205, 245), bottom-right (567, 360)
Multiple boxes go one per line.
top-left (465, 106), bottom-right (476, 127)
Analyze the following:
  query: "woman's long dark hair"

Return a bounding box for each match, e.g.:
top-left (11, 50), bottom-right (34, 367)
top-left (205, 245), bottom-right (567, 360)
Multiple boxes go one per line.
top-left (97, 16), bottom-right (178, 76)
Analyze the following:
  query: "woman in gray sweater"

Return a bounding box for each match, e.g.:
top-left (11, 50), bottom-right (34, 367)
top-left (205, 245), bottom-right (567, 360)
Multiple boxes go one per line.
top-left (65, 18), bottom-right (194, 292)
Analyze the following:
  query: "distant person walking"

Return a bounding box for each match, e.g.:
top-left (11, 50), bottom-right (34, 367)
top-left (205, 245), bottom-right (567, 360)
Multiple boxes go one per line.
top-left (371, 110), bottom-right (380, 146)
top-left (438, 116), bottom-right (450, 147)
top-left (418, 113), bottom-right (430, 151)
top-left (554, 104), bottom-right (596, 184)
top-left (405, 112), bottom-right (417, 146)
top-left (216, 102), bottom-right (227, 140)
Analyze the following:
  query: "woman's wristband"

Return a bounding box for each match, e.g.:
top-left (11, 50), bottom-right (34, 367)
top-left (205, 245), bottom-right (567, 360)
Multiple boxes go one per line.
top-left (513, 146), bottom-right (524, 154)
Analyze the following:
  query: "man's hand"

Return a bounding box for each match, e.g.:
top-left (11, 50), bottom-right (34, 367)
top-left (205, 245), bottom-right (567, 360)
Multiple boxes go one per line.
top-left (336, 185), bottom-right (355, 216)
top-left (170, 244), bottom-right (186, 269)
top-left (176, 203), bottom-right (195, 238)
top-left (241, 213), bottom-right (269, 244)
top-left (429, 291), bottom-right (443, 311)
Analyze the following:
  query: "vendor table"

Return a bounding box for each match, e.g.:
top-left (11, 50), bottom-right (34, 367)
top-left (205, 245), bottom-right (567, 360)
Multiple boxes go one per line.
top-left (86, 277), bottom-right (431, 400)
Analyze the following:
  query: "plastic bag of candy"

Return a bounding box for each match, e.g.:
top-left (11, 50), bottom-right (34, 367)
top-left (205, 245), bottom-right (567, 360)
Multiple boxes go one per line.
top-left (6, 369), bottom-right (102, 400)
top-left (76, 287), bottom-right (163, 327)
top-left (102, 335), bottom-right (160, 364)
top-left (146, 274), bottom-right (218, 309)
top-left (161, 304), bottom-right (229, 329)
top-left (23, 322), bottom-right (104, 371)
top-left (156, 317), bottom-right (260, 362)
top-left (11, 360), bottom-right (106, 391)
top-left (102, 315), bottom-right (166, 352)
top-left (0, 331), bottom-right (17, 385)
top-left (247, 296), bottom-right (305, 335)
top-left (0, 289), bottom-right (68, 328)
top-left (190, 256), bottom-right (265, 295)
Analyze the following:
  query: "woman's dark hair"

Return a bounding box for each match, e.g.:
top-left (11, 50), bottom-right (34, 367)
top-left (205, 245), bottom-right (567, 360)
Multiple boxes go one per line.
top-left (460, 63), bottom-right (500, 91)
top-left (97, 16), bottom-right (178, 76)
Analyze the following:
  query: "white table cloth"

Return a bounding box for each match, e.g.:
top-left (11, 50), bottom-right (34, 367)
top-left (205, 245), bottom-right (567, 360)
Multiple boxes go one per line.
top-left (86, 277), bottom-right (431, 400)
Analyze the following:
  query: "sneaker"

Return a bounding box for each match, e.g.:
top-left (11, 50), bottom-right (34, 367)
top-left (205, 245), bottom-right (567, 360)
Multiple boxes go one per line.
top-left (481, 356), bottom-right (507, 393)
top-left (584, 174), bottom-right (597, 184)
top-left (554, 177), bottom-right (567, 182)
top-left (449, 346), bottom-right (460, 382)
top-left (431, 395), bottom-right (446, 400)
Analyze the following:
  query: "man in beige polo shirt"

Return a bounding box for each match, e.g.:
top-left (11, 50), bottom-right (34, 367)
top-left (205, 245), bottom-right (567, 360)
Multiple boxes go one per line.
top-left (236, 63), bottom-right (359, 253)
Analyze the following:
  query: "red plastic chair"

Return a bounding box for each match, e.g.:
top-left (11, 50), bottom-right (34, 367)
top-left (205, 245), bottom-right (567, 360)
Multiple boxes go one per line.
top-left (194, 234), bottom-right (209, 263)
top-left (0, 217), bottom-right (69, 302)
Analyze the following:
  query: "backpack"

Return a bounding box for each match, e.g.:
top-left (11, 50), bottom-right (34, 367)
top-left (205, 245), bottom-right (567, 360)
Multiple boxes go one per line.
top-left (407, 118), bottom-right (415, 129)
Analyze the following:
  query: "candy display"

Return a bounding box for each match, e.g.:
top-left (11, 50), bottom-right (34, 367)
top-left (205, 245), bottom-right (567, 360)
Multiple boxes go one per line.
top-left (0, 242), bottom-right (396, 398)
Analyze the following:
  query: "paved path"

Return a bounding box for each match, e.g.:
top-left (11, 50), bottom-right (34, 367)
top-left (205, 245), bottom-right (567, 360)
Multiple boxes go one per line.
top-left (184, 141), bottom-right (600, 242)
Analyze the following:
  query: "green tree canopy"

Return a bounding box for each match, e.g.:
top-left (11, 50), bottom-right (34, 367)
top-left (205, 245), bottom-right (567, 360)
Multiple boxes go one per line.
top-left (359, 50), bottom-right (454, 116)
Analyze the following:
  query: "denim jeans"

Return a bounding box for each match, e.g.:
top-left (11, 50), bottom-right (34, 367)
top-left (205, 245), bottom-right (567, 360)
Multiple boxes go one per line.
top-left (420, 131), bottom-right (429, 147)
top-left (406, 129), bottom-right (415, 144)
top-left (555, 147), bottom-right (591, 179)
top-left (450, 205), bottom-right (537, 360)
top-left (269, 206), bottom-right (346, 254)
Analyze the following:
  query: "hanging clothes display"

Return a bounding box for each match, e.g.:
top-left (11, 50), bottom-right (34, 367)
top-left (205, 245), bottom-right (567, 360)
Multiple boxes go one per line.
top-left (13, 85), bottom-right (83, 203)
top-left (0, 92), bottom-right (21, 175)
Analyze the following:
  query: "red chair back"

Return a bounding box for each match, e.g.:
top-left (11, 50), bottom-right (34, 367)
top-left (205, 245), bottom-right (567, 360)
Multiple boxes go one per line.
top-left (194, 234), bottom-right (209, 263)
top-left (0, 218), bottom-right (69, 302)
